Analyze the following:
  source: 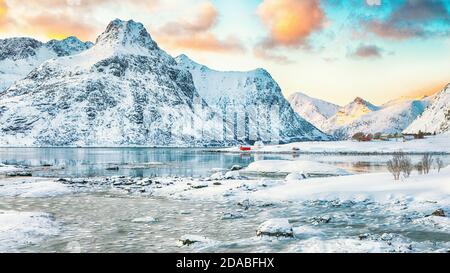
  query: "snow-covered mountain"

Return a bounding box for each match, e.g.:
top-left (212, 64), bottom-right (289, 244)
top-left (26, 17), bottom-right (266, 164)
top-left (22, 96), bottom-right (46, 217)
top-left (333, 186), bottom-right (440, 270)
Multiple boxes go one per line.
top-left (0, 19), bottom-right (229, 147)
top-left (404, 84), bottom-right (450, 135)
top-left (0, 37), bottom-right (93, 92)
top-left (289, 93), bottom-right (433, 139)
top-left (288, 92), bottom-right (340, 131)
top-left (324, 97), bottom-right (380, 129)
top-left (176, 54), bottom-right (330, 142)
top-left (331, 97), bottom-right (432, 139)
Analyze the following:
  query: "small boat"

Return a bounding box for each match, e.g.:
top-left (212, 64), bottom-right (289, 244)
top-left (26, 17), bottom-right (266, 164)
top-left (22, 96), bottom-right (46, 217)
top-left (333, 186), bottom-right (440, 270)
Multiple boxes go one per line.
top-left (240, 146), bottom-right (251, 151)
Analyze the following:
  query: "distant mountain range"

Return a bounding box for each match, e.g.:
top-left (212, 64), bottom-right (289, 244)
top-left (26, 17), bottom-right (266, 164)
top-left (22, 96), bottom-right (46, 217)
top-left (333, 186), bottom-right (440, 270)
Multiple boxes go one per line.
top-left (289, 90), bottom-right (445, 139)
top-left (0, 19), bottom-right (329, 147)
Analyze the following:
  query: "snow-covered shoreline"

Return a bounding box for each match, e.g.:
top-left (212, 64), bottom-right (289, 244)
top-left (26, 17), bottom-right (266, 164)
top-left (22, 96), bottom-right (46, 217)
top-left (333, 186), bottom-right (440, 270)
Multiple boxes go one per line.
top-left (213, 136), bottom-right (450, 155)
top-left (1, 160), bottom-right (449, 253)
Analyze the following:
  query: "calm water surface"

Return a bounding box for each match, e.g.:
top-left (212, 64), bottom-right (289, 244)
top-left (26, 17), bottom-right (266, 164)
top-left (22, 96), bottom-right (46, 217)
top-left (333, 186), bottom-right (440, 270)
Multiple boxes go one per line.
top-left (2, 147), bottom-right (448, 177)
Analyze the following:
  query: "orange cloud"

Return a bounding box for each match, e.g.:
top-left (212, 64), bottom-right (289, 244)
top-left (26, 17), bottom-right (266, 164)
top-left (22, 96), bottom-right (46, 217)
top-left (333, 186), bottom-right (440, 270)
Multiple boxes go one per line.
top-left (257, 0), bottom-right (325, 47)
top-left (0, 0), bottom-right (159, 40)
top-left (156, 1), bottom-right (244, 53)
top-left (26, 15), bottom-right (96, 41)
top-left (159, 1), bottom-right (217, 35)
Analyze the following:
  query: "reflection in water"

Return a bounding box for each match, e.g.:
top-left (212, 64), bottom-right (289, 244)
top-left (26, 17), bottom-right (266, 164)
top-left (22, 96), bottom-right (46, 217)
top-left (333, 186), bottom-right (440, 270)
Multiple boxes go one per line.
top-left (0, 148), bottom-right (449, 177)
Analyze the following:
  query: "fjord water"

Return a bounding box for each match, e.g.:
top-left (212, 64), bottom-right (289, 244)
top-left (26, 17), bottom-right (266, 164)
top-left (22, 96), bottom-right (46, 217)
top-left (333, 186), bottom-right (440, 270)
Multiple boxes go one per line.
top-left (3, 192), bottom-right (450, 253)
top-left (2, 147), bottom-right (446, 177)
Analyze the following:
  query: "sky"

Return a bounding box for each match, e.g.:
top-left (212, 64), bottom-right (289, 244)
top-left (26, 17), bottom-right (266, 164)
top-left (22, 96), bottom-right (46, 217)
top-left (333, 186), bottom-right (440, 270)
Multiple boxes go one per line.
top-left (0, 0), bottom-right (449, 105)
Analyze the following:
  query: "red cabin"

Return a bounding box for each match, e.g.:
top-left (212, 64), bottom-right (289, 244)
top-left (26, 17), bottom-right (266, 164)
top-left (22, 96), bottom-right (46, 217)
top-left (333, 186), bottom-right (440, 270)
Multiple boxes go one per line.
top-left (240, 146), bottom-right (251, 151)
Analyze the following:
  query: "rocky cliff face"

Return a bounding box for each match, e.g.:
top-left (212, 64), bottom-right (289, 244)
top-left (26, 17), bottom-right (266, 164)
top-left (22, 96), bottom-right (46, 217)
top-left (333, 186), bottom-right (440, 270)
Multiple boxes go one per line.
top-left (176, 54), bottom-right (330, 143)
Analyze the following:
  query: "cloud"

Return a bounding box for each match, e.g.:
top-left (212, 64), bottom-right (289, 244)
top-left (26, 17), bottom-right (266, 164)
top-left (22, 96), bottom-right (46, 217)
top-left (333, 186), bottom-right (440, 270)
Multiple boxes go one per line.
top-left (366, 0), bottom-right (382, 6)
top-left (0, 0), bottom-right (7, 27)
top-left (158, 1), bottom-right (217, 35)
top-left (26, 14), bottom-right (96, 40)
top-left (365, 0), bottom-right (450, 40)
top-left (0, 0), bottom-right (159, 40)
top-left (257, 0), bottom-right (325, 48)
top-left (253, 47), bottom-right (293, 64)
top-left (155, 1), bottom-right (245, 53)
top-left (350, 44), bottom-right (383, 59)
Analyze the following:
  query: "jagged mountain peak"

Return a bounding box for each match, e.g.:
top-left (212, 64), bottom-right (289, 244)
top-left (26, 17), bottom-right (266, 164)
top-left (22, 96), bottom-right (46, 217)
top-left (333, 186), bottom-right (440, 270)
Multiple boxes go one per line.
top-left (95, 19), bottom-right (158, 51)
top-left (289, 92), bottom-right (341, 132)
top-left (177, 54), bottom-right (330, 142)
top-left (46, 36), bottom-right (93, 57)
top-left (353, 97), bottom-right (365, 104)
top-left (345, 97), bottom-right (379, 111)
top-left (0, 37), bottom-right (44, 61)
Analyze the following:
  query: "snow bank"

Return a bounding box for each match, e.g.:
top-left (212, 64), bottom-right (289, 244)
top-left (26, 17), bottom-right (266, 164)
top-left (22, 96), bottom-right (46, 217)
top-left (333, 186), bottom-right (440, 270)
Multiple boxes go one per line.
top-left (0, 210), bottom-right (59, 252)
top-left (256, 219), bottom-right (294, 237)
top-left (250, 167), bottom-right (450, 204)
top-left (0, 164), bottom-right (22, 174)
top-left (0, 178), bottom-right (71, 198)
top-left (245, 160), bottom-right (350, 176)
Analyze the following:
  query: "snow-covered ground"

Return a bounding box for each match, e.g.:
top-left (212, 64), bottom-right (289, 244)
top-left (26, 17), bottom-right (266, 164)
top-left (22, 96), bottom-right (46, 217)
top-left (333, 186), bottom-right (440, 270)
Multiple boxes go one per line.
top-left (0, 177), bottom-right (71, 198)
top-left (0, 210), bottom-right (59, 252)
top-left (244, 160), bottom-right (350, 176)
top-left (0, 164), bottom-right (22, 174)
top-left (218, 136), bottom-right (450, 154)
top-left (250, 167), bottom-right (450, 204)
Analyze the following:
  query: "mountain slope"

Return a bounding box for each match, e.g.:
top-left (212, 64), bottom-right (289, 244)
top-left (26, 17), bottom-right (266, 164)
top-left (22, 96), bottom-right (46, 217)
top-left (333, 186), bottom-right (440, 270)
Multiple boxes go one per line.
top-left (331, 98), bottom-right (432, 139)
top-left (404, 84), bottom-right (450, 135)
top-left (0, 37), bottom-right (92, 92)
top-left (176, 55), bottom-right (330, 143)
top-left (0, 19), bottom-right (228, 147)
top-left (288, 92), bottom-right (340, 131)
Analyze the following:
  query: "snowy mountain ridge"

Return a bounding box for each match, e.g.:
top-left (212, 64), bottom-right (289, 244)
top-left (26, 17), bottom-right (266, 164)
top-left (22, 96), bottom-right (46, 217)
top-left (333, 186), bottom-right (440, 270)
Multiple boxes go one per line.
top-left (0, 19), bottom-right (328, 147)
top-left (0, 19), bottom-right (231, 147)
top-left (288, 92), bottom-right (340, 132)
top-left (176, 54), bottom-right (330, 142)
top-left (289, 91), bottom-right (434, 139)
top-left (404, 84), bottom-right (450, 135)
top-left (0, 36), bottom-right (92, 92)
